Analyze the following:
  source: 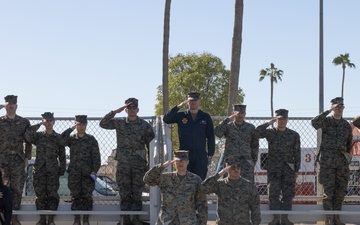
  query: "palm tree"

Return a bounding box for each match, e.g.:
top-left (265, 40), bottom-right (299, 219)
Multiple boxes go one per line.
top-left (259, 63), bottom-right (283, 117)
top-left (332, 53), bottom-right (356, 98)
top-left (162, 0), bottom-right (171, 115)
top-left (227, 0), bottom-right (244, 115)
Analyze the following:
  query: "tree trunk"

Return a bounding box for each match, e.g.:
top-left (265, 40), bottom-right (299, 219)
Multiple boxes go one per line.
top-left (227, 0), bottom-right (244, 115)
top-left (341, 65), bottom-right (345, 98)
top-left (270, 79), bottom-right (274, 118)
top-left (162, 0), bottom-right (171, 115)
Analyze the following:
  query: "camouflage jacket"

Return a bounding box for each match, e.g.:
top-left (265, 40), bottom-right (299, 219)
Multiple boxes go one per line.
top-left (201, 173), bottom-right (261, 225)
top-left (143, 165), bottom-right (207, 225)
top-left (99, 111), bottom-right (154, 161)
top-left (311, 110), bottom-right (352, 164)
top-left (215, 118), bottom-right (259, 164)
top-left (256, 123), bottom-right (301, 172)
top-left (0, 115), bottom-right (32, 162)
top-left (61, 128), bottom-right (100, 175)
top-left (25, 123), bottom-right (66, 175)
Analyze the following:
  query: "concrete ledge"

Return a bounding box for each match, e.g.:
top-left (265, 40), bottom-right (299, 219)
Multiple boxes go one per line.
top-left (208, 204), bottom-right (360, 223)
top-left (15, 204), bottom-right (150, 222)
top-left (13, 210), bottom-right (148, 216)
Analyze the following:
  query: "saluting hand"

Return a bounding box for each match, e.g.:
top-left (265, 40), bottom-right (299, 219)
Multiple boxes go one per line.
top-left (114, 105), bottom-right (127, 114)
top-left (114, 102), bottom-right (134, 114)
top-left (268, 118), bottom-right (276, 126)
top-left (162, 160), bottom-right (175, 168)
top-left (71, 123), bottom-right (78, 130)
top-left (177, 100), bottom-right (189, 109)
top-left (228, 113), bottom-right (236, 119)
top-left (219, 165), bottom-right (231, 177)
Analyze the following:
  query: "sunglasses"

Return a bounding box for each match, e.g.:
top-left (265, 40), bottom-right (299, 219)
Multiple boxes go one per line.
top-left (127, 106), bottom-right (138, 109)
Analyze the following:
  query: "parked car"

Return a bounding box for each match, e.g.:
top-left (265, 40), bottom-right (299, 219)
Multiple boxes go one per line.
top-left (25, 159), bottom-right (118, 197)
top-left (96, 175), bottom-right (119, 191)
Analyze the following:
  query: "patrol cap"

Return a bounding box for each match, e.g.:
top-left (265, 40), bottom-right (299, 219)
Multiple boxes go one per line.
top-left (353, 116), bottom-right (360, 129)
top-left (173, 150), bottom-right (189, 161)
top-left (4, 95), bottom-right (17, 104)
top-left (75, 115), bottom-right (88, 124)
top-left (41, 112), bottom-right (54, 121)
top-left (187, 92), bottom-right (200, 100)
top-left (233, 104), bottom-right (246, 112)
top-left (125, 97), bottom-right (138, 106)
top-left (225, 155), bottom-right (241, 166)
top-left (275, 109), bottom-right (289, 119)
top-left (330, 97), bottom-right (344, 105)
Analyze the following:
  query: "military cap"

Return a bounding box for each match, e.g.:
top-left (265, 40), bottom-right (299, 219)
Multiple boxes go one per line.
top-left (125, 97), bottom-right (138, 106)
top-left (330, 97), bottom-right (344, 105)
top-left (173, 150), bottom-right (189, 160)
top-left (233, 104), bottom-right (246, 112)
top-left (41, 112), bottom-right (55, 120)
top-left (353, 116), bottom-right (360, 129)
top-left (275, 109), bottom-right (289, 119)
top-left (4, 95), bottom-right (17, 104)
top-left (75, 115), bottom-right (88, 124)
top-left (187, 92), bottom-right (200, 100)
top-left (225, 155), bottom-right (241, 166)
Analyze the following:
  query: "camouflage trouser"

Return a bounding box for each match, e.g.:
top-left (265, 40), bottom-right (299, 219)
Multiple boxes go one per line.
top-left (33, 169), bottom-right (60, 210)
top-left (68, 172), bottom-right (95, 210)
top-left (117, 154), bottom-right (147, 210)
top-left (1, 154), bottom-right (26, 210)
top-left (319, 162), bottom-right (349, 210)
top-left (267, 166), bottom-right (296, 210)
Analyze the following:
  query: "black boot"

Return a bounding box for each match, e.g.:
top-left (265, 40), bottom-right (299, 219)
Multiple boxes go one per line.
top-left (132, 215), bottom-right (143, 225)
top-left (48, 215), bottom-right (56, 225)
top-left (333, 215), bottom-right (345, 225)
top-left (117, 215), bottom-right (132, 225)
top-left (83, 215), bottom-right (90, 225)
top-left (73, 215), bottom-right (81, 225)
top-left (36, 215), bottom-right (46, 225)
top-left (324, 215), bottom-right (333, 225)
top-left (280, 214), bottom-right (294, 225)
top-left (268, 214), bottom-right (280, 225)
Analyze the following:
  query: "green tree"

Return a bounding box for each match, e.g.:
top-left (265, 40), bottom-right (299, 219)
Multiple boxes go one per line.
top-left (259, 63), bottom-right (283, 117)
top-left (227, 0), bottom-right (244, 115)
top-left (155, 52), bottom-right (245, 156)
top-left (155, 52), bottom-right (245, 116)
top-left (162, 0), bottom-right (171, 114)
top-left (332, 53), bottom-right (356, 98)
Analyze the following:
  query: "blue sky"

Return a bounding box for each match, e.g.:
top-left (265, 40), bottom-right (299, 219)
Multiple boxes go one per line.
top-left (0, 1), bottom-right (359, 118)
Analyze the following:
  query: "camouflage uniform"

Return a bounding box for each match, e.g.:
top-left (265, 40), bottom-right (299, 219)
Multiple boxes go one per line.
top-left (214, 118), bottom-right (259, 181)
top-left (61, 128), bottom-right (101, 210)
top-left (143, 164), bottom-right (207, 225)
top-left (201, 173), bottom-right (261, 225)
top-left (256, 122), bottom-right (301, 211)
top-left (0, 115), bottom-right (31, 210)
top-left (99, 111), bottom-right (154, 210)
top-left (25, 123), bottom-right (66, 210)
top-left (311, 109), bottom-right (352, 211)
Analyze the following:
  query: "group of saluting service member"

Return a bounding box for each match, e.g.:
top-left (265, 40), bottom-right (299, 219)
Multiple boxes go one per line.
top-left (1, 92), bottom-right (359, 225)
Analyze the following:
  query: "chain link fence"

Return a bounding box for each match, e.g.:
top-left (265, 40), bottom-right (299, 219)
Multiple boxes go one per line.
top-left (22, 116), bottom-right (359, 205)
top-left (23, 116), bottom-right (156, 205)
top-left (210, 116), bottom-right (359, 200)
